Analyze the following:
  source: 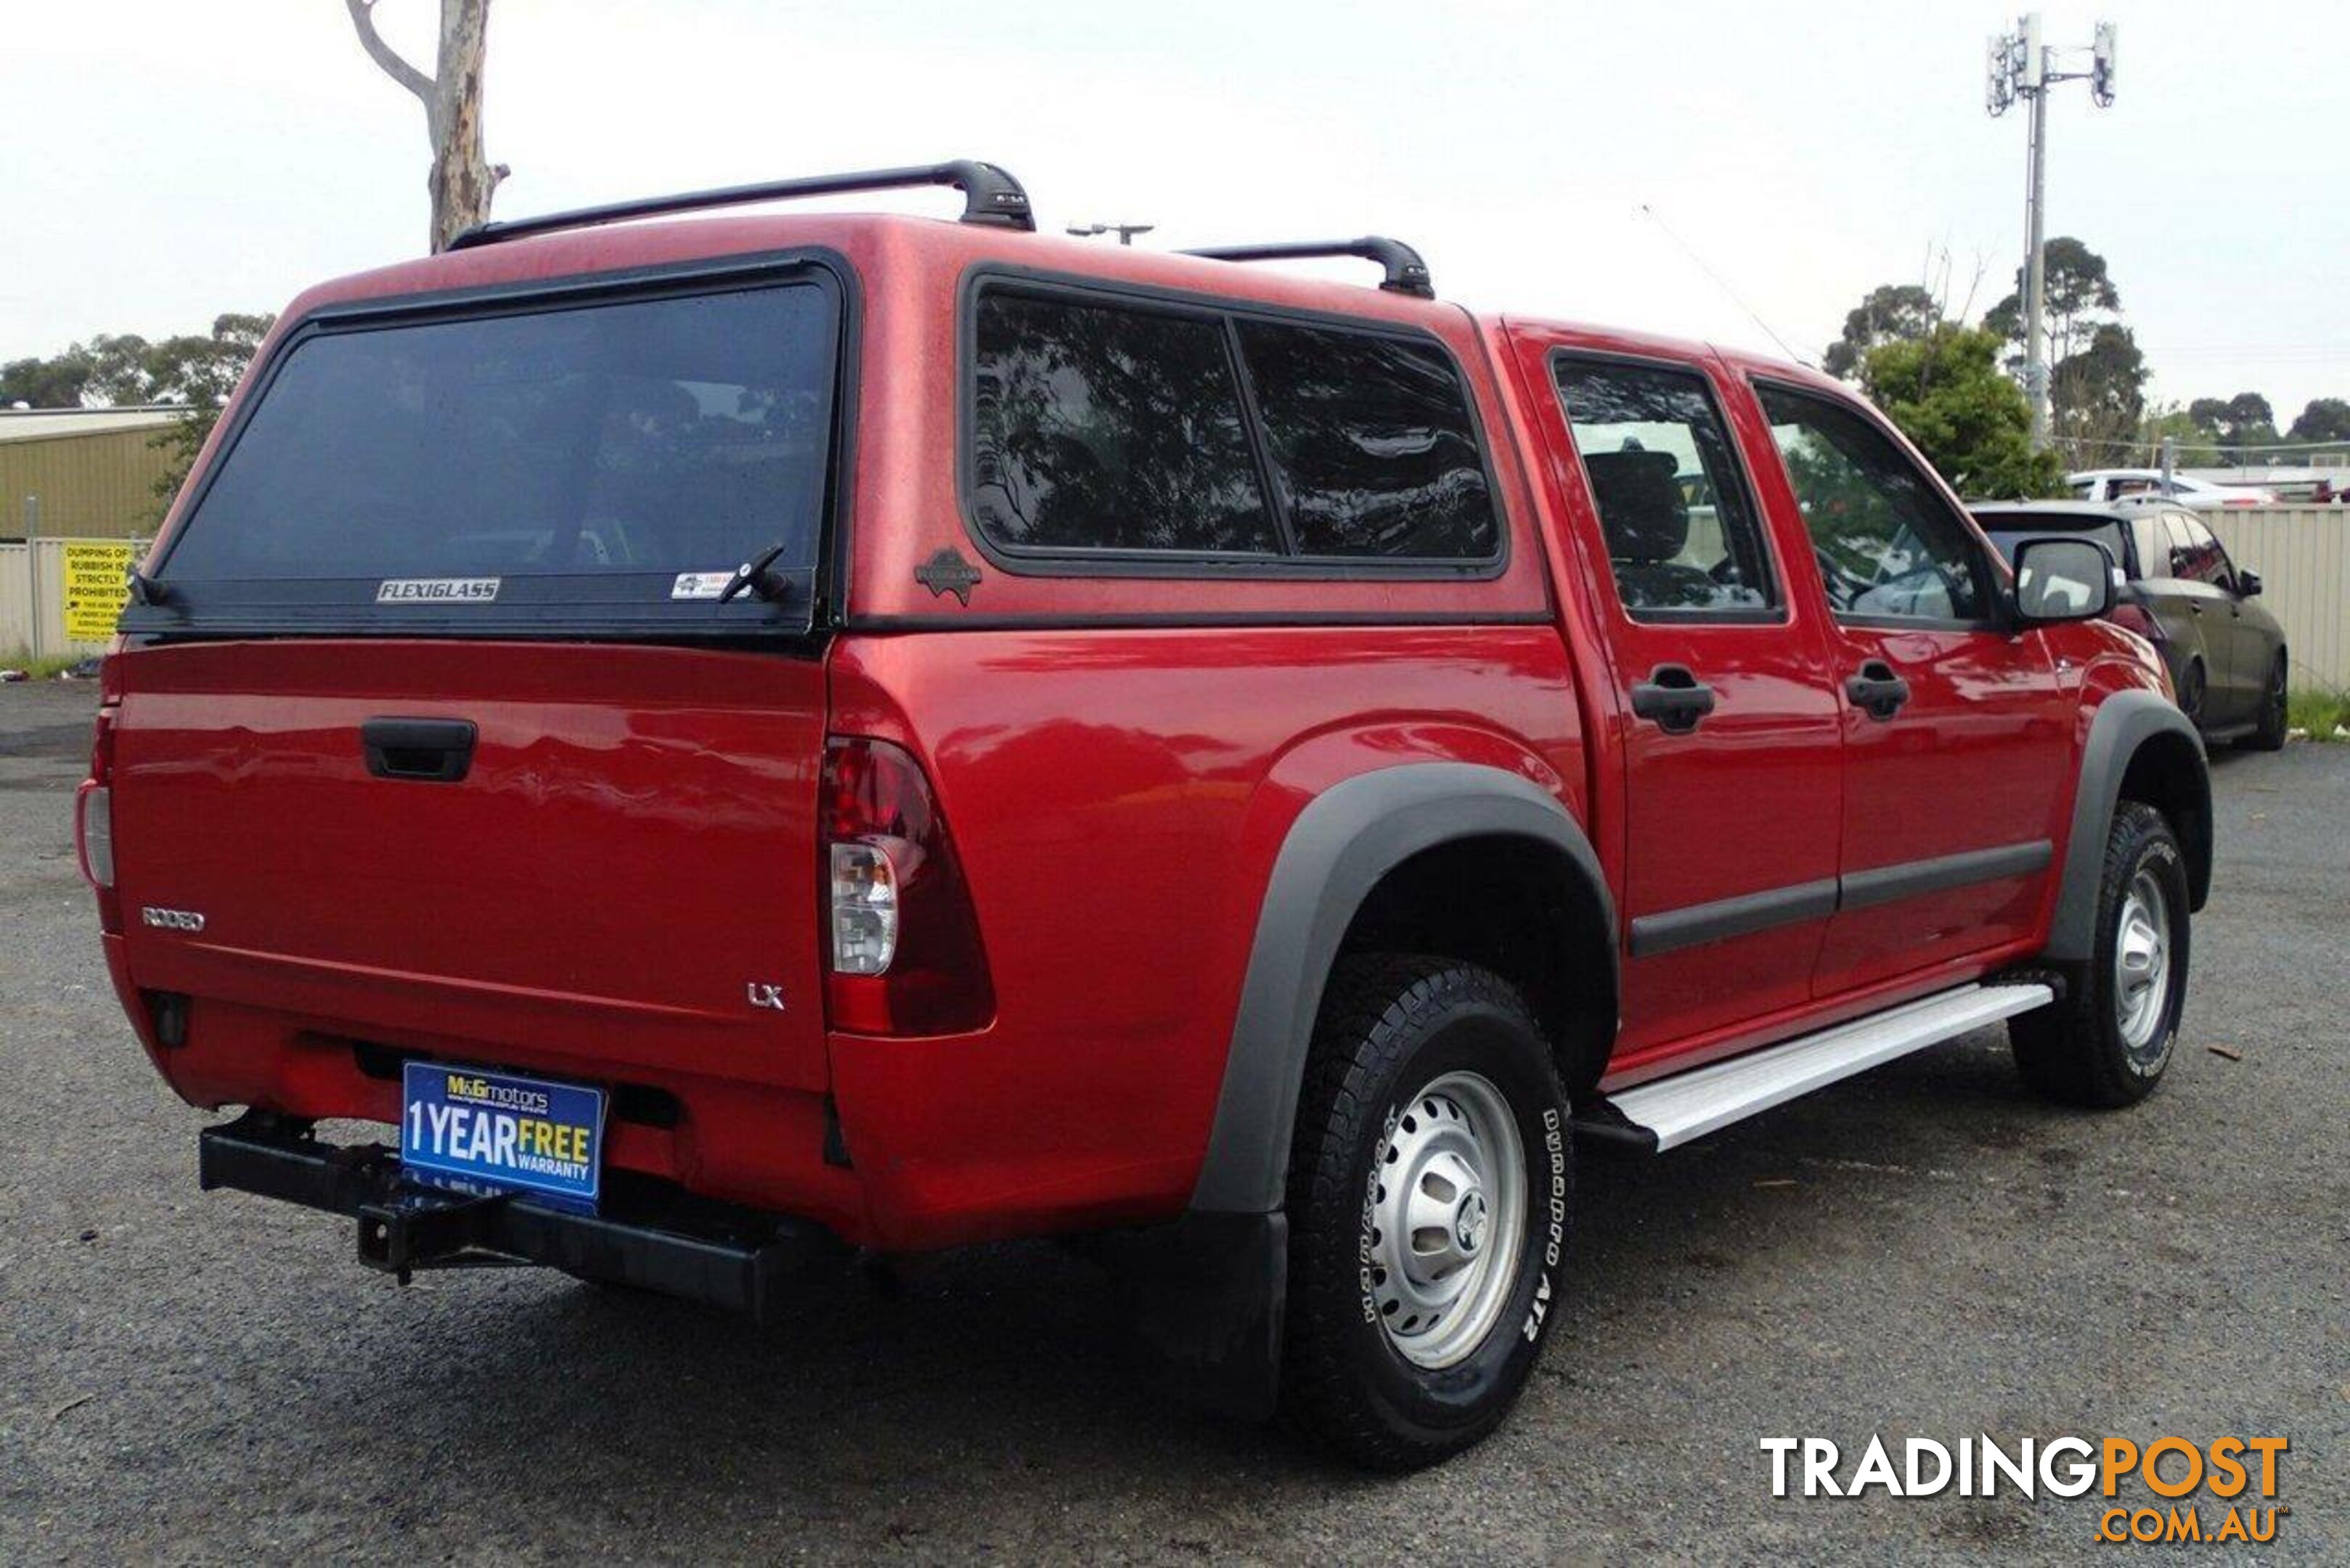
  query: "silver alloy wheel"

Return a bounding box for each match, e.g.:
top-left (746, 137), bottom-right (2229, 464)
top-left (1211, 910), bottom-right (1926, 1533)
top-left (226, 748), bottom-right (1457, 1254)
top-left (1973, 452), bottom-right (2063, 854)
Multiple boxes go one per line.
top-left (1366, 1070), bottom-right (1526, 1369)
top-left (2113, 867), bottom-right (2173, 1053)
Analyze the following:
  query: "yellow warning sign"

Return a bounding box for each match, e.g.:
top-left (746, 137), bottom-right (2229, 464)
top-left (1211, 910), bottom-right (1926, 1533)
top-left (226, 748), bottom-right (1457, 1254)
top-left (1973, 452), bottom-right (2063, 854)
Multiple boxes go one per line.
top-left (62, 542), bottom-right (138, 643)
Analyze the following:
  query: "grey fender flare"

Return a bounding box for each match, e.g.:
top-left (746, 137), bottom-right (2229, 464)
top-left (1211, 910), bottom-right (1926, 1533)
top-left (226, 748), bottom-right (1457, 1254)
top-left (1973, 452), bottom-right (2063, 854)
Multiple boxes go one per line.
top-left (1186, 762), bottom-right (1615, 1216)
top-left (2044, 688), bottom-right (2211, 965)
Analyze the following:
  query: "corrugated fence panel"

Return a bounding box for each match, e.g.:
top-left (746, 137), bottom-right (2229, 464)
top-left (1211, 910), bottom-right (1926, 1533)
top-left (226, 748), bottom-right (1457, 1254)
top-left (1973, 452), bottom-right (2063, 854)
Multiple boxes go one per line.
top-left (1, 537), bottom-right (152, 660)
top-left (2206, 507), bottom-right (2350, 690)
top-left (0, 544), bottom-right (28, 657)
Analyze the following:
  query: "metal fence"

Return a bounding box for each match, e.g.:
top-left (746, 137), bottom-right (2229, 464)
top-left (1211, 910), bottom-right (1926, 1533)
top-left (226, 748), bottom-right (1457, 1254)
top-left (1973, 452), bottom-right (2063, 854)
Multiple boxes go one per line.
top-left (1, 537), bottom-right (150, 661)
top-left (2203, 507), bottom-right (2350, 690)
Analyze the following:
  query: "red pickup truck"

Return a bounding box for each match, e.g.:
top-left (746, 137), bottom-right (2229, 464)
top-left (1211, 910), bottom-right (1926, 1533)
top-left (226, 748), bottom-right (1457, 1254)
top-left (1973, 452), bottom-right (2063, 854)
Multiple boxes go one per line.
top-left (78, 162), bottom-right (2211, 1470)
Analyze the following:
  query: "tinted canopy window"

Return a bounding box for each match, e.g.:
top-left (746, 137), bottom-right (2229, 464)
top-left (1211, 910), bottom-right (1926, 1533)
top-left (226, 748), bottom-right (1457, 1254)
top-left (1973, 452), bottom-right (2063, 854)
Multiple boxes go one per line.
top-left (156, 281), bottom-right (838, 628)
top-left (1235, 321), bottom-right (1499, 560)
top-left (971, 293), bottom-right (1277, 555)
top-left (968, 285), bottom-right (1501, 568)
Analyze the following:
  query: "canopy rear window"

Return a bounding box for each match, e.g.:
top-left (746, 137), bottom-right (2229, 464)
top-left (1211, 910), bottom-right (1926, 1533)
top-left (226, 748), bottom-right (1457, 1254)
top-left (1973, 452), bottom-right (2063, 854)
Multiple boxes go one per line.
top-left (138, 271), bottom-right (841, 637)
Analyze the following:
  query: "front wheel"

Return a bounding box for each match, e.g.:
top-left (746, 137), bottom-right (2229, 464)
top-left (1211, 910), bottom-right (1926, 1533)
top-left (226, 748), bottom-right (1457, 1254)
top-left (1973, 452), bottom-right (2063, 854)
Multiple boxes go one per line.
top-left (2011, 801), bottom-right (2191, 1107)
top-left (1279, 957), bottom-right (1571, 1471)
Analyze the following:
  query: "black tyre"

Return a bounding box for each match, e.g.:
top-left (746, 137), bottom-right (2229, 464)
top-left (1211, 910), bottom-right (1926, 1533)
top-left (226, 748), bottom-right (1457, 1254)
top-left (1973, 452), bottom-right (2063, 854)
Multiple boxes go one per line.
top-left (2011, 801), bottom-right (2190, 1107)
top-left (2240, 652), bottom-right (2288, 752)
top-left (2176, 660), bottom-right (2208, 730)
top-left (1279, 956), bottom-right (1571, 1471)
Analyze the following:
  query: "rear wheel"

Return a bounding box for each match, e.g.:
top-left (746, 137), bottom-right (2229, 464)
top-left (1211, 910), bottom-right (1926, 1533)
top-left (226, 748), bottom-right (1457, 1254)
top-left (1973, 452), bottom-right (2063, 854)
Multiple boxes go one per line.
top-left (2011, 801), bottom-right (2190, 1107)
top-left (1279, 956), bottom-right (1570, 1471)
top-left (2240, 652), bottom-right (2288, 751)
top-left (2176, 660), bottom-right (2208, 730)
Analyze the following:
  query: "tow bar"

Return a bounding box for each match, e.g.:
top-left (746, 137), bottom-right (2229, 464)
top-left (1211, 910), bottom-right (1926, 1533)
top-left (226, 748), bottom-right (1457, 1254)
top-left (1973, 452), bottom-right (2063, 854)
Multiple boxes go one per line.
top-left (198, 1111), bottom-right (840, 1319)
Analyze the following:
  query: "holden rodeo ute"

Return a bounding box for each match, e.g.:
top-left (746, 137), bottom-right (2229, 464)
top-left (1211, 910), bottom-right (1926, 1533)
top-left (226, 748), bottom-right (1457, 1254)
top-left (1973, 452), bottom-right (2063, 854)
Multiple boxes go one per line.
top-left (78, 161), bottom-right (2211, 1470)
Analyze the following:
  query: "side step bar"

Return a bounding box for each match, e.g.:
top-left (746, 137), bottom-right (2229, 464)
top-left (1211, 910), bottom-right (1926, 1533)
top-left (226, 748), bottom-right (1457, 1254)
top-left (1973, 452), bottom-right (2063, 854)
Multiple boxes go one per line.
top-left (1577, 982), bottom-right (2055, 1153)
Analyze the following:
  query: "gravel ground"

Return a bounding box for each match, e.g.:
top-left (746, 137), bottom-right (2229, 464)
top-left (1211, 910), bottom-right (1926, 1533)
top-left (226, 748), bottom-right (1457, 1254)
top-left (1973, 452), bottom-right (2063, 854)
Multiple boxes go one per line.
top-left (1, 677), bottom-right (2341, 1564)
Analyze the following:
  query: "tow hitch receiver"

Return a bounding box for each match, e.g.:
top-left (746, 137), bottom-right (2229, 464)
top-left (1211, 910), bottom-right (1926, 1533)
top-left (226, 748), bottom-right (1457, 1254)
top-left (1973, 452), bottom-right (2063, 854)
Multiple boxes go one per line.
top-left (357, 1189), bottom-right (522, 1281)
top-left (199, 1111), bottom-right (839, 1320)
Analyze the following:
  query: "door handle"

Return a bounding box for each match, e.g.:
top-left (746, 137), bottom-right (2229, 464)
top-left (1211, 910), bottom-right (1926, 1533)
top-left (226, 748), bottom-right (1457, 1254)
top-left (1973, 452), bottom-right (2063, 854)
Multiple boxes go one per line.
top-left (362, 717), bottom-right (478, 782)
top-left (1844, 660), bottom-right (1911, 721)
top-left (1629, 664), bottom-right (1717, 735)
top-left (2188, 602), bottom-right (2204, 616)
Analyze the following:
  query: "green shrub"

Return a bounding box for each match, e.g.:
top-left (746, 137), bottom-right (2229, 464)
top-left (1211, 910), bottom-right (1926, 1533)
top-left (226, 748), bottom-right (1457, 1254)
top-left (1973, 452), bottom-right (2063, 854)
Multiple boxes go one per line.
top-left (2286, 687), bottom-right (2350, 741)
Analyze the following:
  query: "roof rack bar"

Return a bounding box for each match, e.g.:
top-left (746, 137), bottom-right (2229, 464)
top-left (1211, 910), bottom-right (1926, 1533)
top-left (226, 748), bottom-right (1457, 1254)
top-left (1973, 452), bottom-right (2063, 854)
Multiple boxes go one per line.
top-left (446, 160), bottom-right (1034, 250)
top-left (1180, 237), bottom-right (1434, 298)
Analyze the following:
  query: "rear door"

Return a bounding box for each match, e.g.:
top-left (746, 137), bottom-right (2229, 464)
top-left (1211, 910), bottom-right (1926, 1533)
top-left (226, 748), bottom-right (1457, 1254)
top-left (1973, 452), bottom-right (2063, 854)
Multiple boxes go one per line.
top-left (2166, 510), bottom-right (2260, 723)
top-left (1744, 378), bottom-right (2072, 997)
top-left (1522, 336), bottom-right (1845, 1069)
top-left (110, 265), bottom-right (848, 1092)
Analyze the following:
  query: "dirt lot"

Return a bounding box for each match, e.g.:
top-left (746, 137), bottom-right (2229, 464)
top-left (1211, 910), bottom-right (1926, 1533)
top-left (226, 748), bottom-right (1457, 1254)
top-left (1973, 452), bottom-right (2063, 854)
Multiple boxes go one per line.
top-left (1, 677), bottom-right (2341, 1563)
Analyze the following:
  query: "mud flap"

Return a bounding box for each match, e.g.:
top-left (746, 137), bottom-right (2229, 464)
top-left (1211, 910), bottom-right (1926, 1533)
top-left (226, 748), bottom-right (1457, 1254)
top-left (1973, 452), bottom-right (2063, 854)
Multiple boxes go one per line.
top-left (1095, 1210), bottom-right (1287, 1421)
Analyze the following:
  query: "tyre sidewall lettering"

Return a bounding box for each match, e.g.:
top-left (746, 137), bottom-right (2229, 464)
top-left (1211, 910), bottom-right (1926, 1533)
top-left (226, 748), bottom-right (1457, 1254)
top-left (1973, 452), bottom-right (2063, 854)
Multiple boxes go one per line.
top-left (2118, 835), bottom-right (2187, 1080)
top-left (1523, 1107), bottom-right (1566, 1342)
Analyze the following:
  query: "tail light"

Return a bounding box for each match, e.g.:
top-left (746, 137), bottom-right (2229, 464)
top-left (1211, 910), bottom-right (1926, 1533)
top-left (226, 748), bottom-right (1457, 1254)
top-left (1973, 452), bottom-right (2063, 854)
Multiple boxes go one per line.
top-left (2108, 601), bottom-right (2166, 645)
top-left (76, 701), bottom-right (122, 933)
top-left (820, 735), bottom-right (994, 1035)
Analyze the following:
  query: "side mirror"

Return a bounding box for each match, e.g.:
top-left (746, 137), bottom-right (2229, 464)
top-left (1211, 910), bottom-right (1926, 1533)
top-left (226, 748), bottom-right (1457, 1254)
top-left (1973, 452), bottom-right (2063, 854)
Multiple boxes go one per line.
top-left (2237, 568), bottom-right (2263, 597)
top-left (2012, 536), bottom-right (2116, 624)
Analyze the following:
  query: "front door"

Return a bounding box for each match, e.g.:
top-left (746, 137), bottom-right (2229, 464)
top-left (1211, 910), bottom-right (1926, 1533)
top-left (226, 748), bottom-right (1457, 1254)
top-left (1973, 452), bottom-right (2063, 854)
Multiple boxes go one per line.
top-left (1745, 379), bottom-right (2074, 997)
top-left (1526, 339), bottom-right (1845, 1073)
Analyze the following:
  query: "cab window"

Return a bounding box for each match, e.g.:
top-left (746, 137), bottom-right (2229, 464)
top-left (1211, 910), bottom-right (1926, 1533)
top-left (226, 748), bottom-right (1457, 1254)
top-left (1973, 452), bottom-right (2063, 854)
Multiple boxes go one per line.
top-left (1551, 355), bottom-right (1778, 618)
top-left (1756, 383), bottom-right (1990, 624)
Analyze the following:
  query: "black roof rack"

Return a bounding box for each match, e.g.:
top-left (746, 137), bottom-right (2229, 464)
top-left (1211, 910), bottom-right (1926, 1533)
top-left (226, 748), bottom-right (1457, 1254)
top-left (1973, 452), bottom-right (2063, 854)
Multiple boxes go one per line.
top-left (1180, 237), bottom-right (1433, 298)
top-left (446, 159), bottom-right (1033, 250)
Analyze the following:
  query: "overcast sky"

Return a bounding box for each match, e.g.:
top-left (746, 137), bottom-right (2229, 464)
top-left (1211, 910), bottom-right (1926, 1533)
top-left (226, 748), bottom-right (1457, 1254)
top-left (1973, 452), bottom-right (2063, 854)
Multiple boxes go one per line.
top-left (7, 1), bottom-right (2343, 420)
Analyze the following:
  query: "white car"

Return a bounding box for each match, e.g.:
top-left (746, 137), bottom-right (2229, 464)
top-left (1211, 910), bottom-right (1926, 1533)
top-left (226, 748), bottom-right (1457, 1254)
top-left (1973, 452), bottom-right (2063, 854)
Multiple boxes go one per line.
top-left (2068, 469), bottom-right (2277, 507)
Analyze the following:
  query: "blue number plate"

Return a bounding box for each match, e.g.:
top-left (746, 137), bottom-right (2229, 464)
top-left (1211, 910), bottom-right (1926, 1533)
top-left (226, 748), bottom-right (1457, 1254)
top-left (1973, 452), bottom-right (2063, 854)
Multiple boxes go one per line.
top-left (400, 1062), bottom-right (606, 1207)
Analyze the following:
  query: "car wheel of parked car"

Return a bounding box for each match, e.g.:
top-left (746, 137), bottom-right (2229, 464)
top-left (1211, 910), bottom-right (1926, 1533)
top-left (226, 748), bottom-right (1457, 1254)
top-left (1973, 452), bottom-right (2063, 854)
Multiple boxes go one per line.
top-left (2241, 653), bottom-right (2289, 751)
top-left (1279, 956), bottom-right (1570, 1471)
top-left (2176, 661), bottom-right (2207, 729)
top-left (2010, 801), bottom-right (2190, 1108)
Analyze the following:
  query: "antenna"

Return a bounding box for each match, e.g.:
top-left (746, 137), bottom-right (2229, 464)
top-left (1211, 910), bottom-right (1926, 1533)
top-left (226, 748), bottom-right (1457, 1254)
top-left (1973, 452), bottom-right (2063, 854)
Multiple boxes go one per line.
top-left (1634, 205), bottom-right (1806, 365)
top-left (2092, 21), bottom-right (2118, 107)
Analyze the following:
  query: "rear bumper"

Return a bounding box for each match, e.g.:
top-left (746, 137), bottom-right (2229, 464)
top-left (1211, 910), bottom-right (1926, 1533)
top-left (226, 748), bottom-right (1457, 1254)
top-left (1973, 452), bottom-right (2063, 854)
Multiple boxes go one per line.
top-left (198, 1111), bottom-right (841, 1321)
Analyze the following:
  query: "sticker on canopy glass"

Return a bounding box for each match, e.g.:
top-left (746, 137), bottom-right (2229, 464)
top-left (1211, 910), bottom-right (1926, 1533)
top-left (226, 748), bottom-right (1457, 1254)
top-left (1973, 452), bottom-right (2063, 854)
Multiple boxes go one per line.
top-left (376, 576), bottom-right (500, 603)
top-left (671, 570), bottom-right (736, 600)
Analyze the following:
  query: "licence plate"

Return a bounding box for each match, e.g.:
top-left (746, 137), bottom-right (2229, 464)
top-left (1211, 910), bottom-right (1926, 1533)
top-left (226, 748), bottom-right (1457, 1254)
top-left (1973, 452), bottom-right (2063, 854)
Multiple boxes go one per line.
top-left (400, 1061), bottom-right (606, 1206)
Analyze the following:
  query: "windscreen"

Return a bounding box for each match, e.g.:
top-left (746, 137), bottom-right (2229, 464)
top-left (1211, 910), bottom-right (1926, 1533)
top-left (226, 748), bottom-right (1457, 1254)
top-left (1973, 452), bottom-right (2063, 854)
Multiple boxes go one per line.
top-left (144, 277), bottom-right (839, 636)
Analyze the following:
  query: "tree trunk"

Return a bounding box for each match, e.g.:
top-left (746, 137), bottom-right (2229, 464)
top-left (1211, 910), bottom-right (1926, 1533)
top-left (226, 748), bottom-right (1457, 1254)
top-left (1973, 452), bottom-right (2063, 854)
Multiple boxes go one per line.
top-left (343, 0), bottom-right (502, 252)
top-left (427, 0), bottom-right (497, 251)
